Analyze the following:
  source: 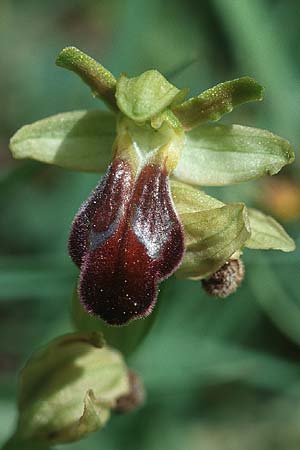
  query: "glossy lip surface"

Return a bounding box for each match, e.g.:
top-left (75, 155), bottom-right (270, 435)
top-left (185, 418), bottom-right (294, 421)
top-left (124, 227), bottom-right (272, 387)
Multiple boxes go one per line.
top-left (69, 158), bottom-right (185, 325)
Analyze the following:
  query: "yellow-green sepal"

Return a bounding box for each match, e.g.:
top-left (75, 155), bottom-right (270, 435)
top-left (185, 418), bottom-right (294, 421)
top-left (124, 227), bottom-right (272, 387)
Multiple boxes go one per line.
top-left (174, 124), bottom-right (294, 186)
top-left (245, 208), bottom-right (295, 252)
top-left (9, 110), bottom-right (115, 172)
top-left (171, 181), bottom-right (250, 279)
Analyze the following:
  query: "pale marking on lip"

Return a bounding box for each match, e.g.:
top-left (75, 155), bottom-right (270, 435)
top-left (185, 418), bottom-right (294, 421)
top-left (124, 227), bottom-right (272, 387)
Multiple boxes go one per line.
top-left (89, 206), bottom-right (125, 251)
top-left (131, 183), bottom-right (174, 260)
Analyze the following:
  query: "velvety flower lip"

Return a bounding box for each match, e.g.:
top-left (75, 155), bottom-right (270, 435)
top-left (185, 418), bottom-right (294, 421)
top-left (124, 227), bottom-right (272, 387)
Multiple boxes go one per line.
top-left (69, 157), bottom-right (185, 326)
top-left (69, 158), bottom-right (133, 268)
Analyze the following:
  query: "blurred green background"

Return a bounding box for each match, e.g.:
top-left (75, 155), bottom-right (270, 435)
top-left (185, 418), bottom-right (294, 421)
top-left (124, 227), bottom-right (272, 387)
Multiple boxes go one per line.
top-left (0, 0), bottom-right (300, 449)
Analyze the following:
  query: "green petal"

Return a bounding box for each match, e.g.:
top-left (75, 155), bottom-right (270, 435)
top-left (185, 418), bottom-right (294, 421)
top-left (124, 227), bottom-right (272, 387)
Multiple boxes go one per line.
top-left (172, 77), bottom-right (263, 129)
top-left (246, 208), bottom-right (296, 252)
top-left (116, 70), bottom-right (185, 122)
top-left (56, 47), bottom-right (117, 110)
top-left (9, 110), bottom-right (115, 172)
top-left (176, 203), bottom-right (251, 279)
top-left (174, 124), bottom-right (294, 186)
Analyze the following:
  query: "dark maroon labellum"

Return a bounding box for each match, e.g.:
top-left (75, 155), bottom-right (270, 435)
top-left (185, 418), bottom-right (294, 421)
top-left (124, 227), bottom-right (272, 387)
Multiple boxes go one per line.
top-left (69, 158), bottom-right (184, 325)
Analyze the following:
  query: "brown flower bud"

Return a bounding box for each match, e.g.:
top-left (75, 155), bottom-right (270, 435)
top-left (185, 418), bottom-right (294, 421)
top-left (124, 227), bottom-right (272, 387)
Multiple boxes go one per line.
top-left (114, 370), bottom-right (145, 413)
top-left (202, 259), bottom-right (244, 298)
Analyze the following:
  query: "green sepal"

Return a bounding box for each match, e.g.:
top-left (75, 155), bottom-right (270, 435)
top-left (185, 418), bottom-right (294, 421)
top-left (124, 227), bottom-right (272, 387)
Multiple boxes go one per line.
top-left (172, 76), bottom-right (263, 129)
top-left (171, 181), bottom-right (250, 279)
top-left (56, 47), bottom-right (117, 110)
top-left (174, 124), bottom-right (294, 186)
top-left (16, 332), bottom-right (129, 445)
top-left (171, 180), bottom-right (295, 270)
top-left (176, 203), bottom-right (250, 279)
top-left (116, 70), bottom-right (187, 122)
top-left (245, 208), bottom-right (295, 252)
top-left (9, 110), bottom-right (115, 172)
top-left (71, 289), bottom-right (157, 358)
top-left (10, 114), bottom-right (293, 185)
top-left (171, 179), bottom-right (223, 214)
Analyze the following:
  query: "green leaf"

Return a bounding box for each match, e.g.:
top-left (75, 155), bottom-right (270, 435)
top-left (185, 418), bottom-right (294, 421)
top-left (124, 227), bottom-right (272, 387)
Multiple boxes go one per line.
top-left (9, 110), bottom-right (115, 172)
top-left (71, 289), bottom-right (158, 357)
top-left (172, 76), bottom-right (263, 129)
top-left (56, 47), bottom-right (117, 110)
top-left (246, 208), bottom-right (295, 251)
top-left (116, 70), bottom-right (185, 122)
top-left (16, 332), bottom-right (129, 445)
top-left (174, 124), bottom-right (294, 186)
top-left (176, 203), bottom-right (251, 279)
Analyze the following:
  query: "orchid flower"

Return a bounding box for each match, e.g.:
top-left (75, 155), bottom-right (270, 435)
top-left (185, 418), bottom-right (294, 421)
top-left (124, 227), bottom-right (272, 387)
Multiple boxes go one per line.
top-left (10, 47), bottom-right (295, 326)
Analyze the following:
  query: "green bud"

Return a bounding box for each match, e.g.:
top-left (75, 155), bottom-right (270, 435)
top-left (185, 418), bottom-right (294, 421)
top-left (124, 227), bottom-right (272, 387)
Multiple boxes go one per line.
top-left (15, 332), bottom-right (130, 445)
